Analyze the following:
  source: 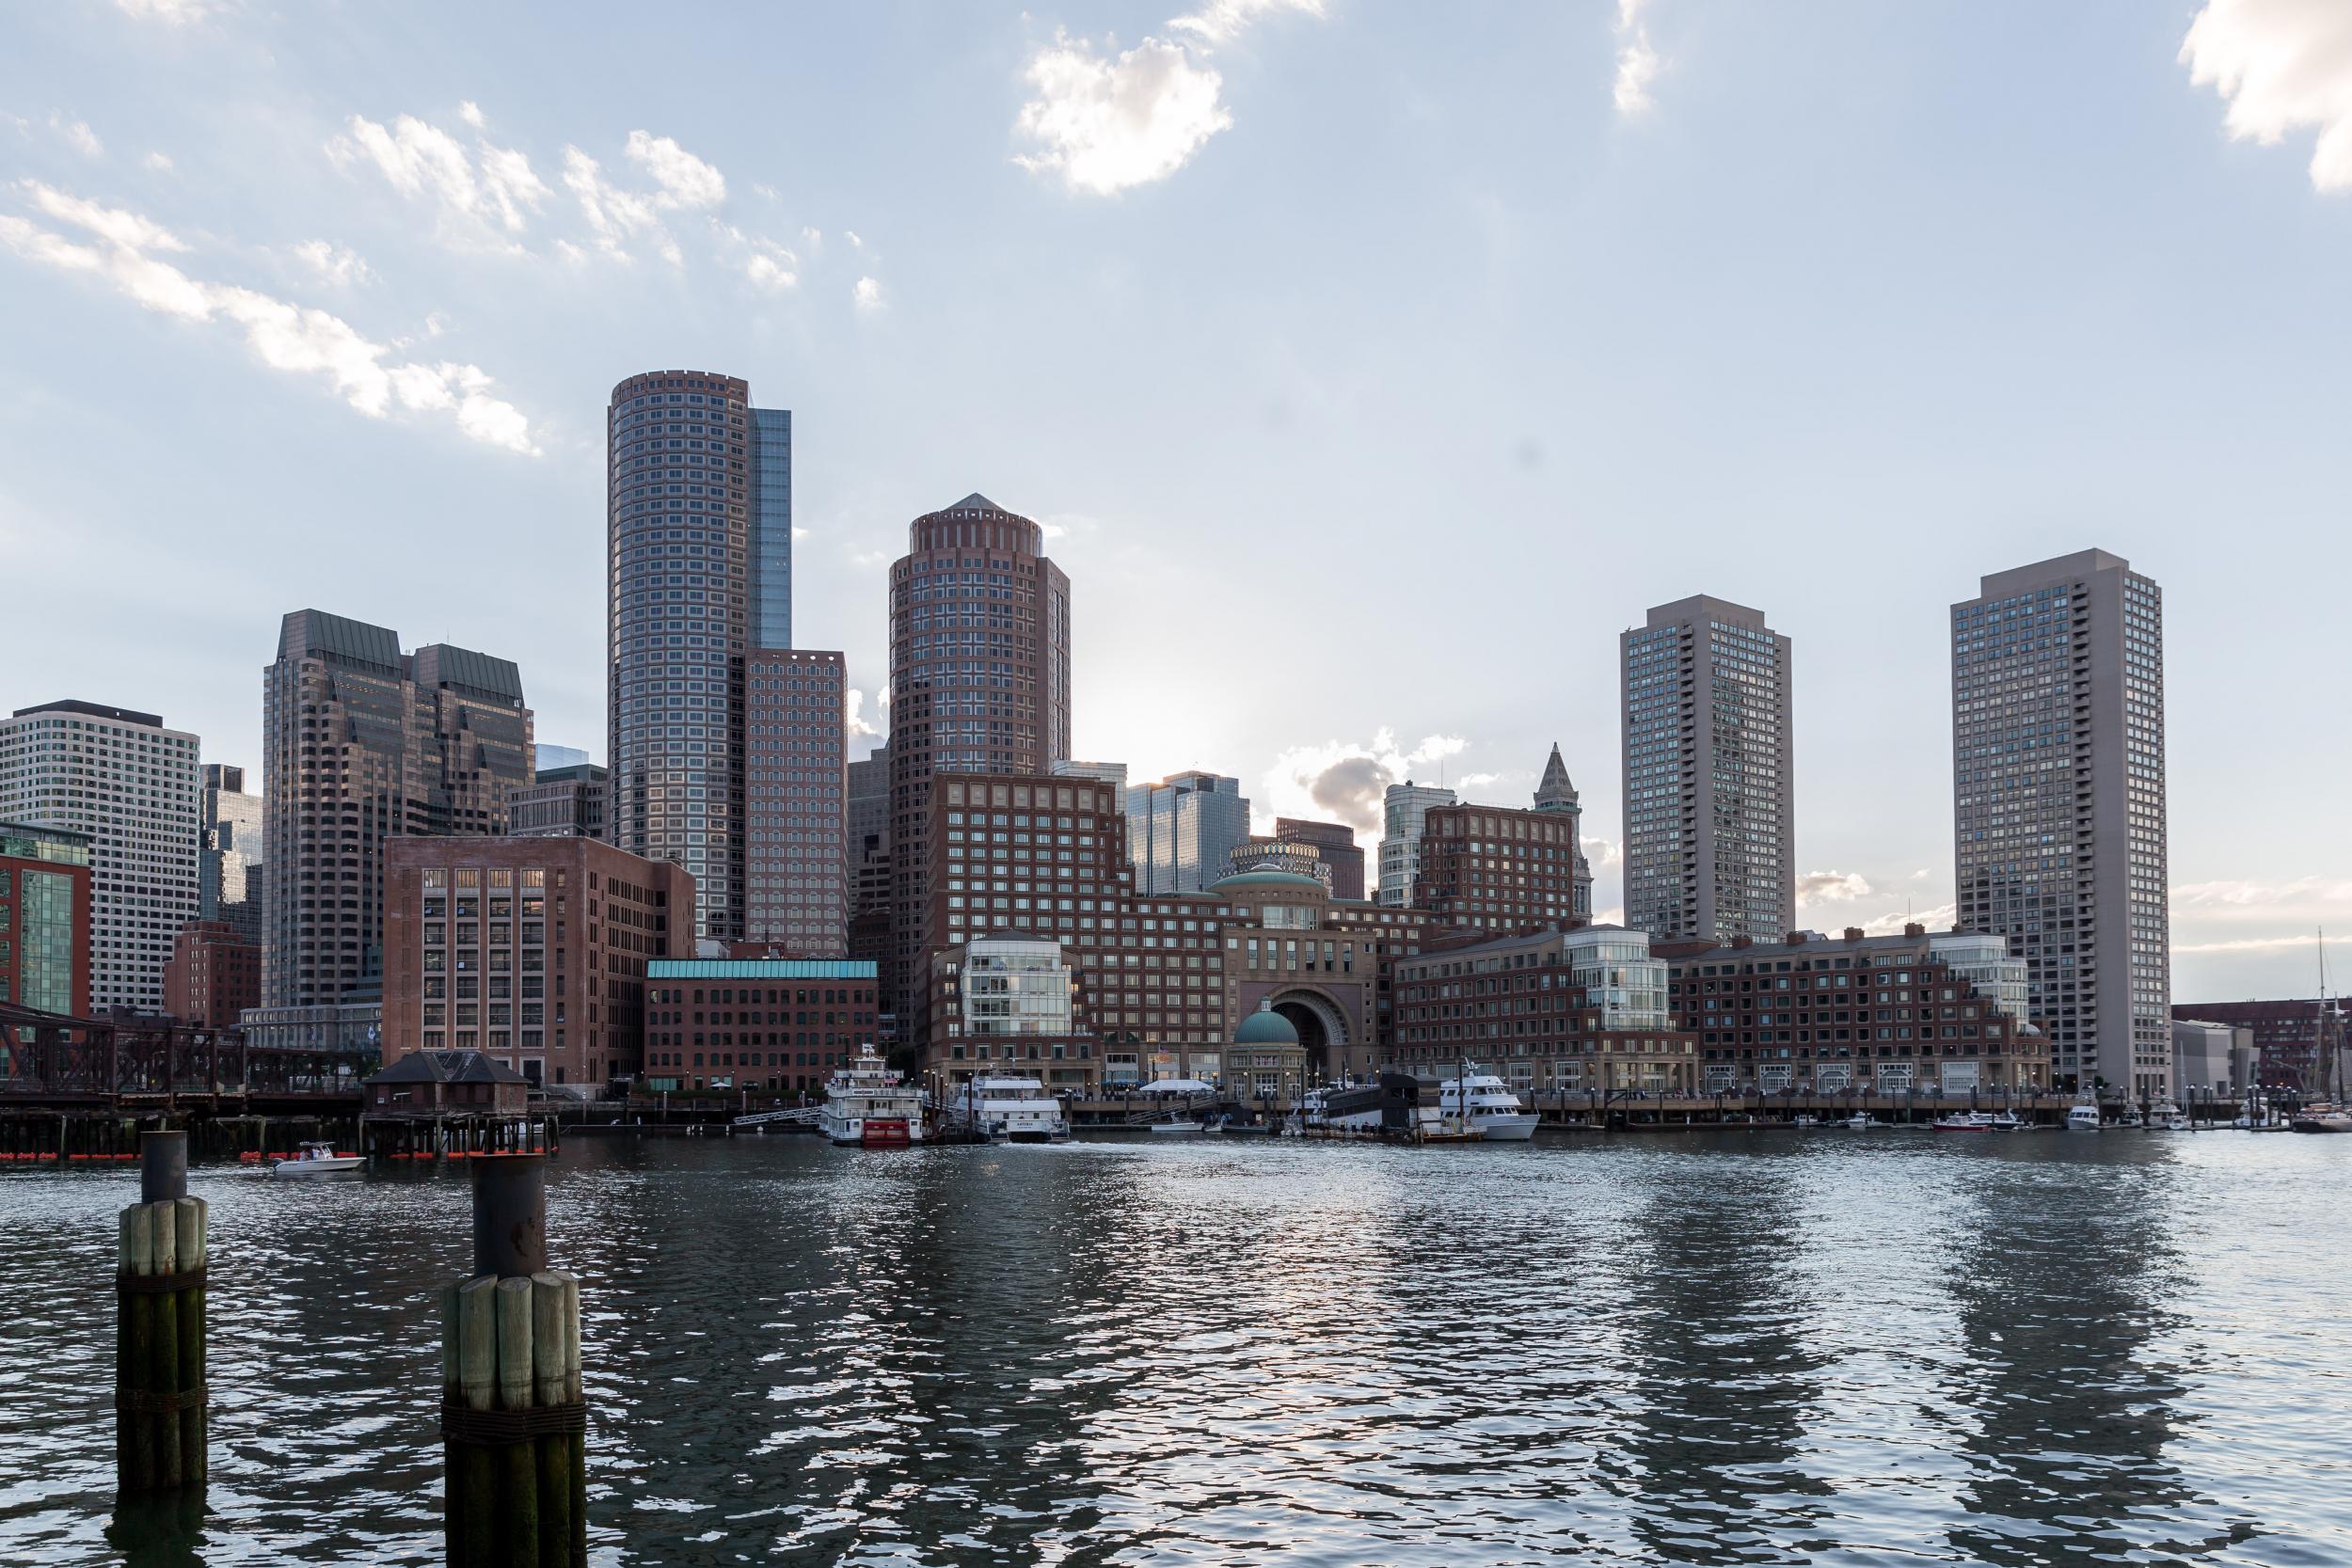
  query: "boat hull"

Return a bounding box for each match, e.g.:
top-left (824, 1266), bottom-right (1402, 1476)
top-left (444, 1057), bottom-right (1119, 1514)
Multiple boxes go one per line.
top-left (272, 1158), bottom-right (363, 1175)
top-left (1471, 1114), bottom-right (1540, 1142)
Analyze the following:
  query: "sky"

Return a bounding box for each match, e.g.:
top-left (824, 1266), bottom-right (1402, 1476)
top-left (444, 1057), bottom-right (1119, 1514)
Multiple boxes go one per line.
top-left (4, 0), bottom-right (2349, 1004)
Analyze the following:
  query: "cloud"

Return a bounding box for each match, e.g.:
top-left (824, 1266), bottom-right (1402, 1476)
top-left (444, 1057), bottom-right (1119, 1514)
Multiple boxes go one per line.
top-left (1168, 0), bottom-right (1325, 46)
top-left (115, 0), bottom-right (220, 20)
top-left (2182, 0), bottom-right (2352, 190)
top-left (1014, 31), bottom-right (1233, 195)
top-left (625, 130), bottom-right (726, 208)
top-left (560, 146), bottom-right (677, 263)
top-left (2171, 935), bottom-right (2336, 955)
top-left (1613, 0), bottom-right (1661, 117)
top-left (1861, 903), bottom-right (1958, 937)
top-left (328, 111), bottom-right (549, 250)
top-left (50, 114), bottom-right (104, 159)
top-left (458, 101), bottom-right (485, 129)
top-left (845, 689), bottom-right (884, 739)
top-left (1797, 870), bottom-right (1873, 905)
top-left (1582, 835), bottom-right (1622, 872)
top-left (1261, 729), bottom-right (1470, 837)
top-left (2171, 876), bottom-right (2352, 908)
top-left (2, 182), bottom-right (539, 455)
top-left (852, 275), bottom-right (884, 311)
top-left (142, 151), bottom-right (174, 173)
top-left (844, 230), bottom-right (864, 248)
top-left (290, 238), bottom-right (372, 287)
top-left (713, 221), bottom-right (797, 291)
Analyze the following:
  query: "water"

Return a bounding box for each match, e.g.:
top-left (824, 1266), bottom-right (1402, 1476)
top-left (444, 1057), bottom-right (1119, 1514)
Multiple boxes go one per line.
top-left (3, 1131), bottom-right (2348, 1566)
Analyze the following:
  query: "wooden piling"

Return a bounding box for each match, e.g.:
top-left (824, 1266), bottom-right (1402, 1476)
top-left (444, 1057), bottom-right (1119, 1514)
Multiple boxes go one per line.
top-left (149, 1198), bottom-right (183, 1488)
top-left (440, 1159), bottom-right (585, 1568)
top-left (175, 1197), bottom-right (207, 1486)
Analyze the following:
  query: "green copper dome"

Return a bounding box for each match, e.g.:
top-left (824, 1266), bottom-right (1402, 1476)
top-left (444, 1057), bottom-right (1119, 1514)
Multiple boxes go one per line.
top-left (1233, 1006), bottom-right (1300, 1045)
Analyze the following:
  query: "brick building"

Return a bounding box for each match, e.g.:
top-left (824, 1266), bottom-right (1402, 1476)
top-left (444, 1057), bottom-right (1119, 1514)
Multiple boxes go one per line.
top-left (163, 919), bottom-right (260, 1030)
top-left (1411, 748), bottom-right (1595, 937)
top-left (745, 647), bottom-right (848, 955)
top-left (509, 763), bottom-right (608, 839)
top-left (1658, 925), bottom-right (2050, 1096)
top-left (380, 835), bottom-right (694, 1090)
top-left (642, 958), bottom-right (878, 1095)
top-left (2170, 997), bottom-right (2350, 1092)
top-left (914, 770), bottom-right (1436, 1097)
top-left (0, 819), bottom-right (92, 1017)
top-left (1391, 927), bottom-right (1698, 1099)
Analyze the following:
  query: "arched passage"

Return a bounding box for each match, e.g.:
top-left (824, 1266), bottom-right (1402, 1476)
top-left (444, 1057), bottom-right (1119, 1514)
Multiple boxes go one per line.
top-left (1270, 990), bottom-right (1351, 1084)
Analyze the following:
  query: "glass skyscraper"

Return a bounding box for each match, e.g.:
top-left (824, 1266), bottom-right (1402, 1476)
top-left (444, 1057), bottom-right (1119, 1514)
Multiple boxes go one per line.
top-left (606, 370), bottom-right (793, 943)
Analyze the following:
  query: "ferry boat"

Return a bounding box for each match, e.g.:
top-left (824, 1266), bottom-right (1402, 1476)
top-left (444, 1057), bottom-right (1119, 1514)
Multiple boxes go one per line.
top-left (2066, 1101), bottom-right (2103, 1132)
top-left (819, 1044), bottom-right (926, 1148)
top-left (1434, 1067), bottom-right (1540, 1142)
top-left (968, 1075), bottom-right (1070, 1143)
top-left (271, 1141), bottom-right (362, 1176)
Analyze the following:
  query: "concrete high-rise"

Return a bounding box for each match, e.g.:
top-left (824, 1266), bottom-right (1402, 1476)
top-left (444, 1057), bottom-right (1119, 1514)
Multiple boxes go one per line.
top-left (262, 610), bottom-right (532, 1009)
top-left (745, 647), bottom-right (848, 955)
top-left (1376, 781), bottom-right (1454, 908)
top-left (0, 701), bottom-right (200, 1011)
top-left (606, 369), bottom-right (793, 944)
top-left (886, 495), bottom-right (1072, 1023)
top-left (1621, 595), bottom-right (1794, 944)
top-left (199, 763), bottom-right (264, 943)
top-left (1127, 770), bottom-right (1249, 895)
top-left (1953, 550), bottom-right (2169, 1101)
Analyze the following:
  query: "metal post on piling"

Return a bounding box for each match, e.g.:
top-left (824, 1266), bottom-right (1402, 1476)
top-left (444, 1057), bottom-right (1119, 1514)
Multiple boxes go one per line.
top-left (117, 1129), bottom-right (206, 1496)
top-left (441, 1153), bottom-right (586, 1568)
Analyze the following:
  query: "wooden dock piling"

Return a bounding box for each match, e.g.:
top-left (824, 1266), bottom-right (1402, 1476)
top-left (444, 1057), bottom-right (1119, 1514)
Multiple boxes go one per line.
top-left (439, 1155), bottom-right (585, 1568)
top-left (116, 1131), bottom-right (206, 1496)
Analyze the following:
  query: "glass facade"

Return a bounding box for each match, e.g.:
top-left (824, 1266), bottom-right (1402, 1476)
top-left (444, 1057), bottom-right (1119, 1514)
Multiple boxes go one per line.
top-left (1561, 930), bottom-right (1670, 1030)
top-left (752, 407), bottom-right (793, 650)
top-left (958, 939), bottom-right (1073, 1036)
top-left (1128, 772), bottom-right (1250, 895)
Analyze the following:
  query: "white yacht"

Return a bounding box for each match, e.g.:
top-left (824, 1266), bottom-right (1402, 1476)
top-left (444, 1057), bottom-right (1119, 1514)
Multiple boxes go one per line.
top-left (819, 1044), bottom-right (926, 1148)
top-left (1931, 1111), bottom-right (1997, 1132)
top-left (2148, 1099), bottom-right (2191, 1132)
top-left (1435, 1068), bottom-right (1540, 1142)
top-left (967, 1074), bottom-right (1070, 1143)
top-left (2066, 1101), bottom-right (2103, 1132)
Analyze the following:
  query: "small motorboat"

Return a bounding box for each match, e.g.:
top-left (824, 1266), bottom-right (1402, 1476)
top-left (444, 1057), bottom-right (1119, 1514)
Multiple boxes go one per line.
top-left (1840, 1113), bottom-right (1885, 1130)
top-left (272, 1141), bottom-right (363, 1176)
top-left (1989, 1112), bottom-right (2027, 1132)
top-left (1150, 1117), bottom-right (1204, 1137)
top-left (1931, 1112), bottom-right (1996, 1132)
top-left (2066, 1102), bottom-right (2102, 1132)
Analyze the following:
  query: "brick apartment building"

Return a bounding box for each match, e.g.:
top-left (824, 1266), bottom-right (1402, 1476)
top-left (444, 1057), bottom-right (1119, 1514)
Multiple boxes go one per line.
top-left (642, 958), bottom-right (878, 1095)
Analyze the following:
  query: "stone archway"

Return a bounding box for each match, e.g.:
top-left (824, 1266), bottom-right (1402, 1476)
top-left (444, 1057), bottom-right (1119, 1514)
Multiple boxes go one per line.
top-left (1269, 989), bottom-right (1352, 1083)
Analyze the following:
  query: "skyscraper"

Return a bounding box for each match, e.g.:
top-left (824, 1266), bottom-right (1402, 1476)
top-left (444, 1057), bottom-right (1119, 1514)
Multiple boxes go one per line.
top-left (745, 647), bottom-right (848, 955)
top-left (0, 701), bottom-right (200, 1012)
top-left (1376, 781), bottom-right (1454, 907)
top-left (1952, 549), bottom-right (2169, 1101)
top-left (605, 369), bottom-right (792, 943)
top-left (1274, 817), bottom-right (1365, 901)
top-left (262, 610), bottom-right (532, 1009)
top-left (886, 495), bottom-right (1072, 1023)
top-left (1620, 594), bottom-right (1794, 944)
top-left (1126, 770), bottom-right (1250, 894)
top-left (199, 763), bottom-right (263, 943)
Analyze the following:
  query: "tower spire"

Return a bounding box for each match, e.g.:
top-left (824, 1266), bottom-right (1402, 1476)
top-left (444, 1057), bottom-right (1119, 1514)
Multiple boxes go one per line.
top-left (1534, 742), bottom-right (1578, 813)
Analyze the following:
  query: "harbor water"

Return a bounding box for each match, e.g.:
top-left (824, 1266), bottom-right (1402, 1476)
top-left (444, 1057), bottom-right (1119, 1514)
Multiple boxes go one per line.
top-left (3, 1130), bottom-right (2348, 1565)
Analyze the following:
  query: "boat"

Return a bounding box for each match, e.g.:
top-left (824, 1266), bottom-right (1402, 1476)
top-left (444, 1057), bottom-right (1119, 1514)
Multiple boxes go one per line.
top-left (1989, 1111), bottom-right (2027, 1132)
top-left (1839, 1113), bottom-right (1885, 1130)
top-left (2112, 1105), bottom-right (2144, 1130)
top-left (818, 1043), bottom-right (926, 1148)
top-left (1931, 1111), bottom-right (1996, 1132)
top-left (271, 1141), bottom-right (362, 1176)
top-left (2147, 1099), bottom-right (2191, 1132)
top-left (2066, 1101), bottom-right (2102, 1132)
top-left (966, 1074), bottom-right (1070, 1143)
top-left (2290, 1106), bottom-right (2352, 1134)
top-left (1149, 1116), bottom-right (1204, 1137)
top-left (1434, 1065), bottom-right (1540, 1142)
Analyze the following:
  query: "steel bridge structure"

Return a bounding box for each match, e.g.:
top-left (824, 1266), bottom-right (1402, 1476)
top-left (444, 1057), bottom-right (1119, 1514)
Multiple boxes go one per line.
top-left (0, 1002), bottom-right (370, 1111)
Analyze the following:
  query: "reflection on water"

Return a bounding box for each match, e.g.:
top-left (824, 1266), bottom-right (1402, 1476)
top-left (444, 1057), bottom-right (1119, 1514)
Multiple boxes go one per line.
top-left (2, 1132), bottom-right (2349, 1565)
